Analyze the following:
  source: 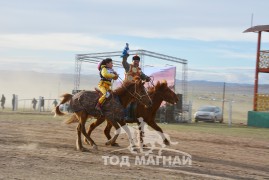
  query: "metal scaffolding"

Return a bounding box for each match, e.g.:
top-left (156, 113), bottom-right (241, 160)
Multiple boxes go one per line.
top-left (74, 49), bottom-right (189, 121)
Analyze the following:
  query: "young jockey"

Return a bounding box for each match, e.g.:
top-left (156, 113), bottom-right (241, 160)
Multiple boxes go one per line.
top-left (96, 58), bottom-right (118, 112)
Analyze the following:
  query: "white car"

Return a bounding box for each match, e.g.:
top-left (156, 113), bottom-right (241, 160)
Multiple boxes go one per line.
top-left (194, 106), bottom-right (223, 123)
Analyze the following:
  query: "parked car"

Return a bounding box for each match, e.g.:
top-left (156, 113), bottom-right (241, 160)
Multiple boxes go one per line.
top-left (194, 105), bottom-right (223, 123)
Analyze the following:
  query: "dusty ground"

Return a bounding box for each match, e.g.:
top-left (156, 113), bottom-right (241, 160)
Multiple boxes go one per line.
top-left (0, 112), bottom-right (269, 180)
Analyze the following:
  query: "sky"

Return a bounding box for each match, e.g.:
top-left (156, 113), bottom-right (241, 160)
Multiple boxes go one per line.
top-left (1, 0), bottom-right (269, 84)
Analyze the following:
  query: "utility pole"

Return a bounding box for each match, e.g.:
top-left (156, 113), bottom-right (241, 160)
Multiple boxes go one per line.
top-left (222, 82), bottom-right (226, 122)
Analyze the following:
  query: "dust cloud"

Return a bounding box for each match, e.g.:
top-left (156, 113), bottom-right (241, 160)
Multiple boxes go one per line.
top-left (0, 70), bottom-right (99, 107)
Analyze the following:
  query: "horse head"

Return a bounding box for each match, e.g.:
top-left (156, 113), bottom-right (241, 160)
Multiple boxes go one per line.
top-left (154, 80), bottom-right (179, 104)
top-left (130, 76), bottom-right (152, 108)
top-left (115, 76), bottom-right (152, 108)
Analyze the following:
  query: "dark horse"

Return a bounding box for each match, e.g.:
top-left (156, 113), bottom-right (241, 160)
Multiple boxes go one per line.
top-left (55, 77), bottom-right (152, 151)
top-left (67, 80), bottom-right (179, 147)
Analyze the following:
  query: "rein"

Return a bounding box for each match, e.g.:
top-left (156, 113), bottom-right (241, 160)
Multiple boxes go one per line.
top-left (117, 76), bottom-right (152, 107)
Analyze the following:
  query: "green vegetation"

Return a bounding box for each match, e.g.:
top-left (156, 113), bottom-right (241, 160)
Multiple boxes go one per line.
top-left (159, 122), bottom-right (269, 140)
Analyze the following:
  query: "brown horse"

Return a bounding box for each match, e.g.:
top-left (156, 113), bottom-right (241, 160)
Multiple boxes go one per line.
top-left (55, 78), bottom-right (152, 151)
top-left (80, 80), bottom-right (179, 146)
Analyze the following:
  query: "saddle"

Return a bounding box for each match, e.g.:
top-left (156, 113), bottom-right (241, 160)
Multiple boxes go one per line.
top-left (94, 88), bottom-right (112, 100)
top-left (94, 87), bottom-right (101, 94)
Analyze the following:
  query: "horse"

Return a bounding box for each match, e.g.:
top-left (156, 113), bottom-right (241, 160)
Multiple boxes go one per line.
top-left (55, 77), bottom-right (152, 151)
top-left (74, 80), bottom-right (178, 147)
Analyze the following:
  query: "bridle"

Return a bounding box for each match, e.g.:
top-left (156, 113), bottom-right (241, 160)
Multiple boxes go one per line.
top-left (146, 76), bottom-right (176, 104)
top-left (117, 76), bottom-right (152, 107)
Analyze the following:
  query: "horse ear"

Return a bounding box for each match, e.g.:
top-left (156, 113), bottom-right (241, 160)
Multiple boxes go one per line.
top-left (161, 80), bottom-right (167, 85)
top-left (160, 80), bottom-right (168, 88)
top-left (155, 81), bottom-right (161, 89)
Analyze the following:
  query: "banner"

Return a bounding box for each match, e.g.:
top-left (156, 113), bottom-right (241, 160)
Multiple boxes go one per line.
top-left (113, 66), bottom-right (176, 91)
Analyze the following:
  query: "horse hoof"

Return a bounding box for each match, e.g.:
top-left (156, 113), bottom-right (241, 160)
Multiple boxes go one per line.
top-left (77, 147), bottom-right (87, 152)
top-left (111, 143), bottom-right (120, 147)
top-left (84, 139), bottom-right (90, 145)
top-left (129, 146), bottom-right (138, 153)
top-left (92, 145), bottom-right (98, 150)
top-left (164, 140), bottom-right (170, 146)
top-left (105, 141), bottom-right (111, 146)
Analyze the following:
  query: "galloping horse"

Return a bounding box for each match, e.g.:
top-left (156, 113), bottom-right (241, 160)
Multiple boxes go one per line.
top-left (77, 80), bottom-right (178, 146)
top-left (55, 77), bottom-right (152, 151)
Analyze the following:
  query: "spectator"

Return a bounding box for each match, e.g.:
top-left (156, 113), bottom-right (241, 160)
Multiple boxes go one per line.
top-left (0, 94), bottom-right (6, 110)
top-left (52, 99), bottom-right (58, 108)
top-left (12, 94), bottom-right (15, 111)
top-left (32, 98), bottom-right (37, 110)
top-left (41, 97), bottom-right (45, 111)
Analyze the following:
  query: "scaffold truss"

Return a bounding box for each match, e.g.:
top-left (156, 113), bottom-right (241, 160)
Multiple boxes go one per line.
top-left (74, 49), bottom-right (189, 121)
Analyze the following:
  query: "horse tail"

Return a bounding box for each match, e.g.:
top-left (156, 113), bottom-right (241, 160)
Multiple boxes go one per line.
top-left (65, 114), bottom-right (79, 124)
top-left (54, 93), bottom-right (73, 117)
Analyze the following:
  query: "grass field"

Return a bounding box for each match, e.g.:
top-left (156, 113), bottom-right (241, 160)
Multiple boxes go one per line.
top-left (188, 83), bottom-right (254, 124)
top-left (159, 122), bottom-right (269, 140)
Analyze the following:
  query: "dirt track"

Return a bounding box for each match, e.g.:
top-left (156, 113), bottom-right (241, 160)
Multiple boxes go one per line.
top-left (0, 112), bottom-right (269, 180)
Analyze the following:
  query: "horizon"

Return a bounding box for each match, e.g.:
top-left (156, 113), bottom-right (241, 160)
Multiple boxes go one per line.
top-left (1, 69), bottom-right (267, 85)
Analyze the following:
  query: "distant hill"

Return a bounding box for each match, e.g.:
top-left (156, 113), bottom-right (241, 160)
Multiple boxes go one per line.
top-left (1, 70), bottom-right (268, 104)
top-left (176, 80), bottom-right (268, 96)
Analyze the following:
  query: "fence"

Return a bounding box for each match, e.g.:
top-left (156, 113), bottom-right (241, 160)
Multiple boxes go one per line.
top-left (4, 96), bottom-right (61, 112)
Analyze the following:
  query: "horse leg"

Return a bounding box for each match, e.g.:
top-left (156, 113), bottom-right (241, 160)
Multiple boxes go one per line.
top-left (118, 121), bottom-right (136, 148)
top-left (76, 111), bottom-right (98, 150)
top-left (137, 121), bottom-right (145, 148)
top-left (104, 121), bottom-right (113, 140)
top-left (76, 123), bottom-right (85, 151)
top-left (104, 121), bottom-right (122, 146)
top-left (149, 121), bottom-right (170, 146)
top-left (84, 116), bottom-right (105, 145)
top-left (105, 120), bottom-right (120, 146)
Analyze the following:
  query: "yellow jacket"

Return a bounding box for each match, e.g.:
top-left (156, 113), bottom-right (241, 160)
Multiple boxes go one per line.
top-left (100, 65), bottom-right (116, 86)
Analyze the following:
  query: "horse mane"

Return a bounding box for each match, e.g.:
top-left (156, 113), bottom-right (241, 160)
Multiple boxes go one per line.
top-left (148, 80), bottom-right (168, 95)
top-left (113, 76), bottom-right (141, 96)
top-left (113, 81), bottom-right (133, 95)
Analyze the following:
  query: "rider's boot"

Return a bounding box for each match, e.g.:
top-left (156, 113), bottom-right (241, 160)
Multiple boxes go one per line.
top-left (95, 102), bottom-right (103, 115)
